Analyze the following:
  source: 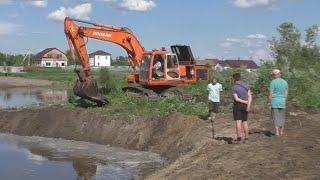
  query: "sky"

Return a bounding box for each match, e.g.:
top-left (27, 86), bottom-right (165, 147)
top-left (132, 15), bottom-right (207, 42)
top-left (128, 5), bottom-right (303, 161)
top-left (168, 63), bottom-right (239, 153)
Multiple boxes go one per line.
top-left (0, 0), bottom-right (319, 62)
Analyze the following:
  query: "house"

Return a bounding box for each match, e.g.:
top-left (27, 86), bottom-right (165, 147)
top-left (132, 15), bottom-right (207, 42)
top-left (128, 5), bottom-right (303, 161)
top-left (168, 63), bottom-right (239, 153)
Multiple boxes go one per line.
top-left (89, 50), bottom-right (111, 67)
top-left (223, 60), bottom-right (259, 72)
top-left (196, 58), bottom-right (259, 72)
top-left (196, 59), bottom-right (225, 72)
top-left (35, 48), bottom-right (68, 68)
top-left (196, 58), bottom-right (219, 66)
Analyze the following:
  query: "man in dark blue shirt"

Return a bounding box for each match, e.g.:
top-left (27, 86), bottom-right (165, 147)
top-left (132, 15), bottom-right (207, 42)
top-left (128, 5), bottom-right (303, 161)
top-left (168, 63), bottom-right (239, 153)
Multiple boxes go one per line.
top-left (232, 73), bottom-right (252, 143)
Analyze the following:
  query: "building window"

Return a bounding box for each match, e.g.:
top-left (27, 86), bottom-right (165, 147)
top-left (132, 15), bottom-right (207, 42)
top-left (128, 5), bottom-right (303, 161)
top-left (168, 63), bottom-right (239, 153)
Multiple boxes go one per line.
top-left (45, 62), bottom-right (51, 66)
top-left (61, 63), bottom-right (65, 66)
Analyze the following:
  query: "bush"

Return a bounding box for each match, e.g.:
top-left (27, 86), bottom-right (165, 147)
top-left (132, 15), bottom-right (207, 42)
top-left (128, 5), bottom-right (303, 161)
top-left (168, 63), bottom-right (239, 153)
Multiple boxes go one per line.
top-left (98, 68), bottom-right (119, 93)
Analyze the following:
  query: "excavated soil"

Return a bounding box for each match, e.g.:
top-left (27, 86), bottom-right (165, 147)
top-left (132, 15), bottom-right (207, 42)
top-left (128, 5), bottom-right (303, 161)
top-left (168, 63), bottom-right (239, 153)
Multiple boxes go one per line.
top-left (0, 105), bottom-right (319, 179)
top-left (0, 105), bottom-right (209, 162)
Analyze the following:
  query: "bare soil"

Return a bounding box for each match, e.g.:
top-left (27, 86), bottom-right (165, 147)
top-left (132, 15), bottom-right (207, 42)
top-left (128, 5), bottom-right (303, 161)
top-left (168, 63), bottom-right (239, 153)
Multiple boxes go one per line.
top-left (0, 105), bottom-right (319, 179)
top-left (0, 105), bottom-right (208, 162)
top-left (0, 77), bottom-right (53, 88)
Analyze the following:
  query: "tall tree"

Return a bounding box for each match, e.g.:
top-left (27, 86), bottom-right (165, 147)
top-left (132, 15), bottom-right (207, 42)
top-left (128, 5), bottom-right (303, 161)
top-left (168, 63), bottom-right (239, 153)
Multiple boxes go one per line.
top-left (270, 22), bottom-right (301, 72)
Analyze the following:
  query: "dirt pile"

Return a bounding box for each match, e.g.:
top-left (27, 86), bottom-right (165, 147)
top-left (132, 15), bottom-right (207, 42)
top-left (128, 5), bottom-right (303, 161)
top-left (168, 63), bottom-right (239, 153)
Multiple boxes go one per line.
top-left (0, 105), bottom-right (209, 161)
top-left (148, 111), bottom-right (320, 179)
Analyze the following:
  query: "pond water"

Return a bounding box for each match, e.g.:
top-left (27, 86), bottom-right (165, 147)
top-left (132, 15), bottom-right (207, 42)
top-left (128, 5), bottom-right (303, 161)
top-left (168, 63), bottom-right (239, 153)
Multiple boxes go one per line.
top-left (0, 87), bottom-right (165, 179)
top-left (0, 87), bottom-right (69, 108)
top-left (0, 133), bottom-right (164, 180)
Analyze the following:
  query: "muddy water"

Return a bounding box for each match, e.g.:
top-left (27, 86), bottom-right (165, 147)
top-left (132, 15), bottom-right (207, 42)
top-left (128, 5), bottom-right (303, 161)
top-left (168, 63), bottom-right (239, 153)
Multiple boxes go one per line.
top-left (0, 87), bottom-right (68, 108)
top-left (0, 133), bottom-right (164, 180)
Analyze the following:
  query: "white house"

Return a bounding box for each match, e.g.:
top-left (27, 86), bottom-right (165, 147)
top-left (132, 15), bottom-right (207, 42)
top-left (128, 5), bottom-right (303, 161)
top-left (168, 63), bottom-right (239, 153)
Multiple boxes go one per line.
top-left (35, 48), bottom-right (68, 68)
top-left (89, 50), bottom-right (111, 67)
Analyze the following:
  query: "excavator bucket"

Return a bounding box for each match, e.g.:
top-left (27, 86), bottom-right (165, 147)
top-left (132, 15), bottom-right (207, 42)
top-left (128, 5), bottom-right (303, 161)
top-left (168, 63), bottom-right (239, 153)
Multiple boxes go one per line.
top-left (73, 78), bottom-right (109, 106)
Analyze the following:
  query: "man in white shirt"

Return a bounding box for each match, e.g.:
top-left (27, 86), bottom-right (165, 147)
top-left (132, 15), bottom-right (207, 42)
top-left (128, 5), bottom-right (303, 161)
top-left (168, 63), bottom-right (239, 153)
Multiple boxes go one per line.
top-left (207, 78), bottom-right (223, 138)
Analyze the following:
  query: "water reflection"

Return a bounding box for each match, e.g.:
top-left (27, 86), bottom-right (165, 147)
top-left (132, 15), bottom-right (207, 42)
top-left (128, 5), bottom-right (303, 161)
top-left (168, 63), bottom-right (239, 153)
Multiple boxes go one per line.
top-left (72, 158), bottom-right (97, 180)
top-left (0, 87), bottom-right (68, 108)
top-left (0, 133), bottom-right (164, 180)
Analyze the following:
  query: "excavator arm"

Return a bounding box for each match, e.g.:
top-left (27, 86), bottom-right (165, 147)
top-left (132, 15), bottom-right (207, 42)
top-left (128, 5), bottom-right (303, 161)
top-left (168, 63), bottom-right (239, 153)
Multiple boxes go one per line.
top-left (64, 17), bottom-right (145, 105)
top-left (64, 17), bottom-right (144, 74)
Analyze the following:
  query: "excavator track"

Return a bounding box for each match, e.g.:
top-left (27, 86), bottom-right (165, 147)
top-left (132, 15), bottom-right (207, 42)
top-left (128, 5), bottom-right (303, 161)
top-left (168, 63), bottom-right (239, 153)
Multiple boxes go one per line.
top-left (122, 86), bottom-right (159, 102)
top-left (160, 87), bottom-right (193, 101)
top-left (123, 86), bottom-right (193, 102)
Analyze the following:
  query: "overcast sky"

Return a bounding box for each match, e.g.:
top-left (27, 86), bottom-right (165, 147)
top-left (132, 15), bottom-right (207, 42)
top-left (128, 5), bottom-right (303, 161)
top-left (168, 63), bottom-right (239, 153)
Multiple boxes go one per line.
top-left (0, 0), bottom-right (319, 62)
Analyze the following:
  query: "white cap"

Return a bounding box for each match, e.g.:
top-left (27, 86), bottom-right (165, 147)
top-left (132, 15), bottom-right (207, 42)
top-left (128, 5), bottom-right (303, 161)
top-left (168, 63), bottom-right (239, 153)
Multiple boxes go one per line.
top-left (272, 69), bottom-right (281, 75)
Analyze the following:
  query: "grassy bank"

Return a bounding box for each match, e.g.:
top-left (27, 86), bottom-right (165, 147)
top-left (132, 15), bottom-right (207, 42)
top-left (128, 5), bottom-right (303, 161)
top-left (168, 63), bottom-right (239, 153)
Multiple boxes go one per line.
top-left (1, 68), bottom-right (76, 86)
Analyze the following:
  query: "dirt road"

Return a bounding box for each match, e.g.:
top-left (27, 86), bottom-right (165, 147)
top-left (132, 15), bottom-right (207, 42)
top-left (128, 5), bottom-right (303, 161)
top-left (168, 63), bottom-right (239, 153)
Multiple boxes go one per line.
top-left (0, 105), bottom-right (319, 179)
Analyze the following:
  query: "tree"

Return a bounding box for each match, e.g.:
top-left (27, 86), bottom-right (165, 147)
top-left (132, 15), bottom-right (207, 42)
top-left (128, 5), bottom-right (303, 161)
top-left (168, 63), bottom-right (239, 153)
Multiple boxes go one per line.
top-left (112, 56), bottom-right (129, 66)
top-left (65, 50), bottom-right (75, 65)
top-left (269, 22), bottom-right (320, 107)
top-left (305, 25), bottom-right (318, 47)
top-left (270, 22), bottom-right (301, 72)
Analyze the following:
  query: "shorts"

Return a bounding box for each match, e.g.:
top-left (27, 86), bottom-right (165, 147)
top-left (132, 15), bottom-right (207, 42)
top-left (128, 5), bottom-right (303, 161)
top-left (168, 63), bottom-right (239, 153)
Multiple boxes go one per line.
top-left (233, 102), bottom-right (248, 121)
top-left (209, 102), bottom-right (219, 113)
top-left (272, 108), bottom-right (285, 127)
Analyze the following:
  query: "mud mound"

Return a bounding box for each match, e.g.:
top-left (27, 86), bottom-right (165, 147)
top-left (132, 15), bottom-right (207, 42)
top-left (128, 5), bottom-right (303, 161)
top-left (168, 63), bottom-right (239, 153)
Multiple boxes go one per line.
top-left (0, 105), bottom-right (209, 161)
top-left (148, 112), bottom-right (320, 179)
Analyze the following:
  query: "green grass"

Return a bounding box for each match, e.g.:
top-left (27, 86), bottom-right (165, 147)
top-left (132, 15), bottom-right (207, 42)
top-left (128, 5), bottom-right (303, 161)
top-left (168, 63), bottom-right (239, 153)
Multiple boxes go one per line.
top-left (74, 92), bottom-right (209, 119)
top-left (2, 68), bottom-right (76, 86)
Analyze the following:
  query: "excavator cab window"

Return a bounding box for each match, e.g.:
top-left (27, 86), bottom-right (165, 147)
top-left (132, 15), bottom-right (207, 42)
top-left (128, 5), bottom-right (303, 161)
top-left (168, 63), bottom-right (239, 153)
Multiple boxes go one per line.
top-left (152, 54), bottom-right (164, 79)
top-left (166, 54), bottom-right (180, 80)
top-left (139, 54), bottom-right (152, 81)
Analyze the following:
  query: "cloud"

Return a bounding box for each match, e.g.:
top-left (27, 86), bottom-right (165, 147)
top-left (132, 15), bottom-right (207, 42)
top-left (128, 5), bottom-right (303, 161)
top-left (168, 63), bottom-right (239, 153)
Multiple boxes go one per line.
top-left (7, 13), bottom-right (19, 18)
top-left (249, 48), bottom-right (270, 60)
top-left (120, 0), bottom-right (156, 11)
top-left (0, 0), bottom-right (48, 7)
top-left (247, 33), bottom-right (267, 39)
top-left (31, 31), bottom-right (48, 35)
top-left (219, 42), bottom-right (233, 48)
top-left (225, 38), bottom-right (243, 43)
top-left (26, 0), bottom-right (47, 8)
top-left (0, 22), bottom-right (19, 35)
top-left (63, 0), bottom-right (156, 12)
top-left (233, 0), bottom-right (277, 8)
top-left (0, 0), bottom-right (13, 5)
top-left (16, 32), bottom-right (27, 36)
top-left (64, 0), bottom-right (116, 2)
top-left (48, 3), bottom-right (92, 21)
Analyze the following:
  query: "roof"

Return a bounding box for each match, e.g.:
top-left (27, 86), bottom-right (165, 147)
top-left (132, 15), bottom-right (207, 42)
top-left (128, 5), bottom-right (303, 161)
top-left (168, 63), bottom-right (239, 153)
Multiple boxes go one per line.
top-left (89, 50), bottom-right (111, 58)
top-left (224, 60), bottom-right (259, 69)
top-left (196, 59), bottom-right (219, 66)
top-left (35, 48), bottom-right (65, 61)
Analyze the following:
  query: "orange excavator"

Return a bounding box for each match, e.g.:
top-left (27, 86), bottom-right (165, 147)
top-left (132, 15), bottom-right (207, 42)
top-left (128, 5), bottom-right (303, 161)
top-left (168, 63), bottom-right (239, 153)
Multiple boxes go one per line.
top-left (64, 17), bottom-right (208, 105)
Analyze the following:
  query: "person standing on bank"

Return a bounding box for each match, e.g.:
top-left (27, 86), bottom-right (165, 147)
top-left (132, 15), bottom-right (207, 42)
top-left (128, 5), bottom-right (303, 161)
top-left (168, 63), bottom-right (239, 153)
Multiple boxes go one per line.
top-left (232, 73), bottom-right (252, 143)
top-left (207, 78), bottom-right (223, 138)
top-left (269, 69), bottom-right (288, 136)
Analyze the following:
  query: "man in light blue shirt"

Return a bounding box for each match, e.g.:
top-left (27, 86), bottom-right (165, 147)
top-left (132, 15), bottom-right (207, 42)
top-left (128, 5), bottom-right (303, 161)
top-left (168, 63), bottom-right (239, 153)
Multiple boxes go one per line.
top-left (269, 69), bottom-right (288, 136)
top-left (207, 78), bottom-right (222, 138)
